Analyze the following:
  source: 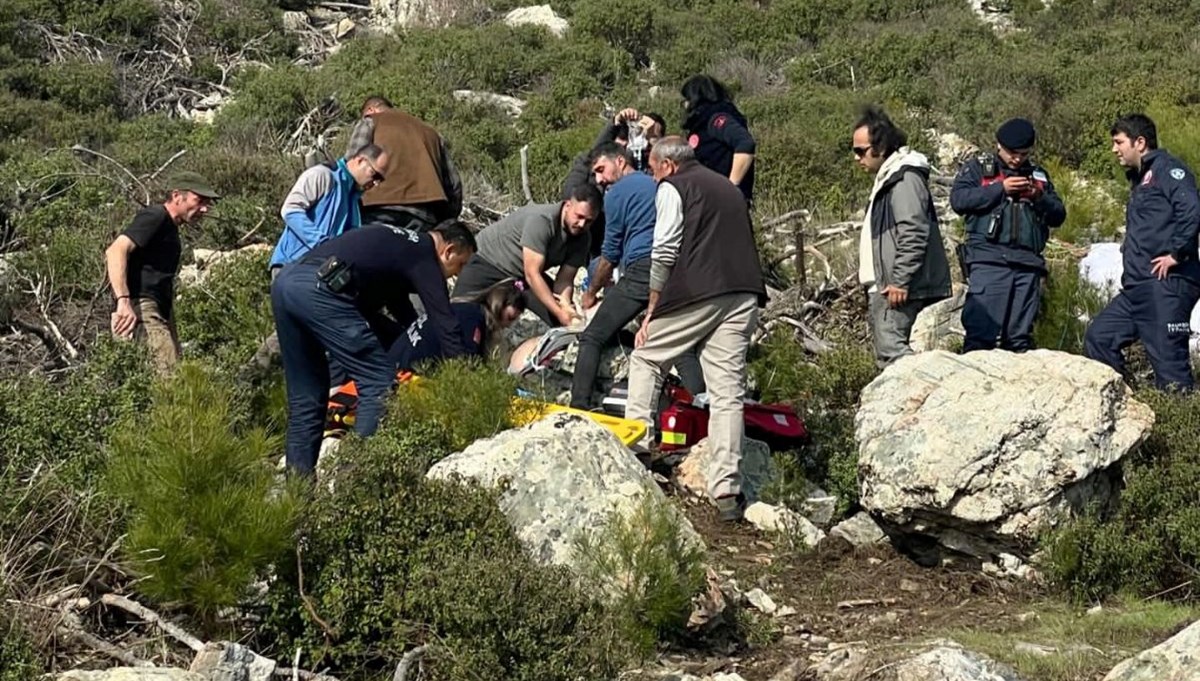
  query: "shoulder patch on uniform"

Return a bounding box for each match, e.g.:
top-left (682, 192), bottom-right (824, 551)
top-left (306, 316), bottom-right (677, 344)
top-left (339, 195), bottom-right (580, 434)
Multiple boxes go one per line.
top-left (473, 327), bottom-right (482, 345)
top-left (1142, 170), bottom-right (1154, 186)
top-left (712, 114), bottom-right (728, 129)
top-left (1171, 167), bottom-right (1187, 180)
top-left (687, 134), bottom-right (700, 149)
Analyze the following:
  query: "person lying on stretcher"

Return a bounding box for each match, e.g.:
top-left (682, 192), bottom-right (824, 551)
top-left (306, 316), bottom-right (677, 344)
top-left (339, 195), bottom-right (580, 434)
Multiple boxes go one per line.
top-left (389, 279), bottom-right (527, 372)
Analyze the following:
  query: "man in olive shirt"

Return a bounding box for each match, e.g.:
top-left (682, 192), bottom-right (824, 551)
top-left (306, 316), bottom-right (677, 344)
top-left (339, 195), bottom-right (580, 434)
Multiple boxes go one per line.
top-left (105, 172), bottom-right (220, 373)
top-left (452, 183), bottom-right (602, 326)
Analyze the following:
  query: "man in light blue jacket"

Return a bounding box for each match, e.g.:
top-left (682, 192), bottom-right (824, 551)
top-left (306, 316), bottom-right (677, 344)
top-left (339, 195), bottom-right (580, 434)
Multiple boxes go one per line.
top-left (269, 144), bottom-right (390, 278)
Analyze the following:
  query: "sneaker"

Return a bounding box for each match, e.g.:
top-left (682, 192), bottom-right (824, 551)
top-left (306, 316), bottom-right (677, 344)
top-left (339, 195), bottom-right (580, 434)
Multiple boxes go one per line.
top-left (715, 493), bottom-right (746, 523)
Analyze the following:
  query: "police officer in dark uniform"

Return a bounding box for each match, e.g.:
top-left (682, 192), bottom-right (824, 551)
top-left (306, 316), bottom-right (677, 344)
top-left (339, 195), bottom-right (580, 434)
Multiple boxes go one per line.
top-left (680, 74), bottom-right (756, 203)
top-left (1085, 113), bottom-right (1200, 391)
top-left (951, 118), bottom-right (1066, 352)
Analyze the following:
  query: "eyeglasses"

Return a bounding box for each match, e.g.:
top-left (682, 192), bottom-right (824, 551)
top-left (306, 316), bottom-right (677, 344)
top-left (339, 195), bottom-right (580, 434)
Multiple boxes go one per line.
top-left (852, 146), bottom-right (872, 158)
top-left (365, 160), bottom-right (385, 184)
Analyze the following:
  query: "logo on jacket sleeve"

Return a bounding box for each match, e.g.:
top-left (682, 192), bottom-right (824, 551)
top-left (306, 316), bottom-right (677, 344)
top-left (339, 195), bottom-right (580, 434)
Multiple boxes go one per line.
top-left (1171, 168), bottom-right (1187, 180)
top-left (1142, 170), bottom-right (1154, 186)
top-left (713, 114), bottom-right (728, 129)
top-left (687, 134), bottom-right (700, 148)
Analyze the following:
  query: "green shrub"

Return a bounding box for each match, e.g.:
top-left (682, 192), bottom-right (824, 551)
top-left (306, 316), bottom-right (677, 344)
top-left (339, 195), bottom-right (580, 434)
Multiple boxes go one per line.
top-left (1043, 390), bottom-right (1200, 602)
top-left (261, 420), bottom-right (629, 680)
top-left (572, 0), bottom-right (663, 67)
top-left (1040, 157), bottom-right (1124, 245)
top-left (391, 357), bottom-right (518, 456)
top-left (1032, 253), bottom-right (1106, 354)
top-left (573, 497), bottom-right (705, 655)
top-left (105, 362), bottom-right (299, 624)
top-left (0, 616), bottom-right (41, 681)
top-left (175, 249), bottom-right (274, 370)
top-left (749, 334), bottom-right (877, 516)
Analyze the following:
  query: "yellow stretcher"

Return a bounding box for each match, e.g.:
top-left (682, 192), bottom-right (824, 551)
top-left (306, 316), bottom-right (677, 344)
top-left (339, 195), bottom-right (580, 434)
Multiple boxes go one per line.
top-left (327, 374), bottom-right (647, 447)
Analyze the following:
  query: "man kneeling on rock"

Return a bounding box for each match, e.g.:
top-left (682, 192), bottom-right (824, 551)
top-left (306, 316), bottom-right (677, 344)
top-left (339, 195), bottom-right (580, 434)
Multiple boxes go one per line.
top-left (624, 136), bottom-right (766, 523)
top-left (272, 222), bottom-right (476, 476)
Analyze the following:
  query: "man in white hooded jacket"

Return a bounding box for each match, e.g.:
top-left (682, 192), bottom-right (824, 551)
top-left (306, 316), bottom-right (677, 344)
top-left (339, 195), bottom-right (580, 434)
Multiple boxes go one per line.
top-left (852, 106), bottom-right (952, 367)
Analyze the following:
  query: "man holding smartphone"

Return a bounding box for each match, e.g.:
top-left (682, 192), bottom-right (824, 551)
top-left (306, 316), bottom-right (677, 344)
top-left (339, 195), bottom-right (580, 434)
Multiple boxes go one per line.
top-left (950, 118), bottom-right (1066, 352)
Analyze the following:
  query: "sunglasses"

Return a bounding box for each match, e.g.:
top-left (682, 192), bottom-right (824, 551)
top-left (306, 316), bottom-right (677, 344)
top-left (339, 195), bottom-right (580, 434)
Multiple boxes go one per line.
top-left (852, 145), bottom-right (872, 157)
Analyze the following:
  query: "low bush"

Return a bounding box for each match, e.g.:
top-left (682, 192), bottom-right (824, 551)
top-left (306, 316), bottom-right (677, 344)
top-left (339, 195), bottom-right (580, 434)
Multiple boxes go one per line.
top-left (0, 616), bottom-right (40, 681)
top-left (749, 334), bottom-right (877, 516)
top-left (175, 249), bottom-right (274, 371)
top-left (390, 357), bottom-right (518, 456)
top-left (574, 497), bottom-right (705, 655)
top-left (1042, 389), bottom-right (1200, 602)
top-left (260, 419), bottom-right (630, 680)
top-left (1032, 253), bottom-right (1106, 355)
top-left (104, 362), bottom-right (299, 625)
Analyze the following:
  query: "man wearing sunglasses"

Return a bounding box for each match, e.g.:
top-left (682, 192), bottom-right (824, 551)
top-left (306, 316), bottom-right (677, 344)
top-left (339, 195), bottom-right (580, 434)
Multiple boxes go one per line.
top-left (270, 144), bottom-right (391, 278)
top-left (951, 118), bottom-right (1066, 353)
top-left (852, 105), bottom-right (952, 368)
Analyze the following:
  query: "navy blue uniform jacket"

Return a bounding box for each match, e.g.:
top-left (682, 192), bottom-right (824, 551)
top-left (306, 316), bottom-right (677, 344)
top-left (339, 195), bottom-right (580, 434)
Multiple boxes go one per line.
top-left (1122, 150), bottom-right (1200, 287)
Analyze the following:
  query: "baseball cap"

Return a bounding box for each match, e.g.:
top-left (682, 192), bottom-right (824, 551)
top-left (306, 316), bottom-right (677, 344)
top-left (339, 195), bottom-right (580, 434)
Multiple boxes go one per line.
top-left (168, 171), bottom-right (221, 200)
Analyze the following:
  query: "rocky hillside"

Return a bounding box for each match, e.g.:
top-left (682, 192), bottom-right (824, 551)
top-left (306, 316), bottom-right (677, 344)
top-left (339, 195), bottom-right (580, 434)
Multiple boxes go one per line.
top-left (6, 0), bottom-right (1200, 680)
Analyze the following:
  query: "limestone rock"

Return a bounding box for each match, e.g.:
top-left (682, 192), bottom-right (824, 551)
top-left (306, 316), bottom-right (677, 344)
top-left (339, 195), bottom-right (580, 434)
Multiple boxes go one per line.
top-left (427, 412), bottom-right (702, 569)
top-left (189, 641), bottom-right (276, 681)
top-left (744, 587), bottom-right (777, 614)
top-left (182, 244), bottom-right (271, 288)
top-left (677, 437), bottom-right (771, 501)
top-left (926, 129), bottom-right (980, 172)
top-left (909, 283), bottom-right (966, 353)
top-left (1103, 618), bottom-right (1200, 681)
top-left (453, 90), bottom-right (527, 117)
top-left (58, 670), bottom-right (204, 681)
top-left (368, 0), bottom-right (461, 29)
top-left (744, 502), bottom-right (824, 548)
top-left (811, 645), bottom-right (869, 681)
top-left (895, 644), bottom-right (1024, 681)
top-left (801, 489), bottom-right (838, 527)
top-left (827, 512), bottom-right (887, 547)
top-left (968, 0), bottom-right (1017, 34)
top-left (857, 350), bottom-right (1153, 559)
top-left (503, 5), bottom-right (569, 37)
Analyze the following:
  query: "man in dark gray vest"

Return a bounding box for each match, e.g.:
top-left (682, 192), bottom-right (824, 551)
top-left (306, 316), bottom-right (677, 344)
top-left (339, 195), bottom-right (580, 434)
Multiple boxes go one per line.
top-left (624, 136), bottom-right (766, 522)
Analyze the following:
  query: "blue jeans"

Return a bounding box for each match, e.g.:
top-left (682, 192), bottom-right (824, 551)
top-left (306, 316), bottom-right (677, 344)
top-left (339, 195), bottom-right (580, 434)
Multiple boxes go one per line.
top-left (271, 260), bottom-right (397, 475)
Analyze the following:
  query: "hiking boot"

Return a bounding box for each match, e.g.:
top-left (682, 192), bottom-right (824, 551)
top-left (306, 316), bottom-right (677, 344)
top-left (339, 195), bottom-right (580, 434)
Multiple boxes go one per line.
top-left (715, 493), bottom-right (746, 523)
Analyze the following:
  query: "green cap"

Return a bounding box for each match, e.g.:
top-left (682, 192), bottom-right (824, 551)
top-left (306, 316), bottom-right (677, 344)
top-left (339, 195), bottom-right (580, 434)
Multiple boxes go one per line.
top-left (168, 171), bottom-right (221, 199)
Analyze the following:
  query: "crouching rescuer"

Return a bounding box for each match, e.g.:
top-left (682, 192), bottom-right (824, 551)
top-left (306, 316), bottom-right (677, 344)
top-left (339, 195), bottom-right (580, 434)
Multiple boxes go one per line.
top-left (951, 118), bottom-right (1066, 352)
top-left (271, 222), bottom-right (476, 476)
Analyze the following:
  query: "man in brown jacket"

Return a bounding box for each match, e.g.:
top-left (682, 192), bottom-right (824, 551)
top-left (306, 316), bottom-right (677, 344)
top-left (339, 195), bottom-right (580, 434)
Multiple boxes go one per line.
top-left (625, 137), bottom-right (766, 522)
top-left (345, 96), bottom-right (463, 231)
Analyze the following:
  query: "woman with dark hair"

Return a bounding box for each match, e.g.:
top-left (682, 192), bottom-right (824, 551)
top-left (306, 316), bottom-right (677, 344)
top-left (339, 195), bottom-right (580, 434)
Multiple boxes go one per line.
top-left (680, 74), bottom-right (757, 202)
top-left (388, 279), bottom-right (526, 372)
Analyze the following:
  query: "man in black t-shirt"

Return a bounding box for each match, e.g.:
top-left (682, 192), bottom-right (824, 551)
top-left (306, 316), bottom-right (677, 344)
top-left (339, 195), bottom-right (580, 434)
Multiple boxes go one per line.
top-left (105, 172), bottom-right (220, 372)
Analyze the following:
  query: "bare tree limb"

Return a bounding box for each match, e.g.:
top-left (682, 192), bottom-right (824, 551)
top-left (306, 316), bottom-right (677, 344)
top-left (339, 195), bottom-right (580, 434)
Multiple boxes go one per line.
top-left (99, 593), bottom-right (205, 652)
top-left (519, 145), bottom-right (533, 204)
top-left (393, 644), bottom-right (436, 681)
top-left (148, 149), bottom-right (189, 182)
top-left (70, 145), bottom-right (150, 204)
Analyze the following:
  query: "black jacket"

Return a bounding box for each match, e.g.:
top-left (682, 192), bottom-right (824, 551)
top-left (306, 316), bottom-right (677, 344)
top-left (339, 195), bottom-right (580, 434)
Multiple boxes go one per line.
top-left (683, 101), bottom-right (756, 201)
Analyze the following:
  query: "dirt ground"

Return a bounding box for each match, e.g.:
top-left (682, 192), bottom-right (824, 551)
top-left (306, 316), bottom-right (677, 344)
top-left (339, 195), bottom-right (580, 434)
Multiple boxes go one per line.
top-left (658, 491), bottom-right (1041, 681)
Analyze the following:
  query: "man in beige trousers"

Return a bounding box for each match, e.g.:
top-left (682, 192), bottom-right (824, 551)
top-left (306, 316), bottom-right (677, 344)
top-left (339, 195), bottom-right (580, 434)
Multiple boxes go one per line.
top-left (106, 172), bottom-right (219, 373)
top-left (624, 137), bottom-right (766, 522)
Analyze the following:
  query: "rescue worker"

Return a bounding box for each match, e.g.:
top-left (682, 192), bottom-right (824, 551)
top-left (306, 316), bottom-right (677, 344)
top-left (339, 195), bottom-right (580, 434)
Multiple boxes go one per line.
top-left (680, 74), bottom-right (756, 203)
top-left (272, 221), bottom-right (476, 475)
top-left (951, 118), bottom-right (1066, 352)
top-left (451, 183), bottom-right (602, 327)
top-left (392, 280), bottom-right (526, 372)
top-left (346, 96), bottom-right (463, 232)
top-left (852, 105), bottom-right (952, 367)
top-left (1085, 113), bottom-right (1200, 391)
top-left (105, 171), bottom-right (220, 374)
top-left (625, 137), bottom-right (767, 523)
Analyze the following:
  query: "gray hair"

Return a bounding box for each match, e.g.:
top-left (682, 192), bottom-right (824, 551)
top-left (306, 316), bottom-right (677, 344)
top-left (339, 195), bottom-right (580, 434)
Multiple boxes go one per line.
top-left (352, 143), bottom-right (386, 163)
top-left (649, 136), bottom-right (695, 164)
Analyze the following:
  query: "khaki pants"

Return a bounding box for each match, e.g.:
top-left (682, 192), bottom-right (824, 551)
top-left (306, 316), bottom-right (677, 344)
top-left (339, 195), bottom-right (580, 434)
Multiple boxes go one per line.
top-left (129, 298), bottom-right (181, 374)
top-left (625, 293), bottom-right (759, 500)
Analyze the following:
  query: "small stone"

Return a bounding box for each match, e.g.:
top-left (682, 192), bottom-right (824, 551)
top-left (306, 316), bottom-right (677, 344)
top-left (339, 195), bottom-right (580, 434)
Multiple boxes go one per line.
top-left (775, 605), bottom-right (797, 618)
top-left (866, 557), bottom-right (883, 566)
top-left (745, 502), bottom-right (825, 547)
top-left (1016, 611), bottom-right (1039, 623)
top-left (870, 611), bottom-right (900, 625)
top-left (745, 588), bottom-right (778, 615)
top-left (1087, 604), bottom-right (1103, 616)
top-left (810, 635), bottom-right (831, 648)
top-left (900, 578), bottom-right (920, 592)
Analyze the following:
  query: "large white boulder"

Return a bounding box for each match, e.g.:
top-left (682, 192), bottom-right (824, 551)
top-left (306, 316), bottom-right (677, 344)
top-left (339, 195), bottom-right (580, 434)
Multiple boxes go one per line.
top-left (1103, 618), bottom-right (1200, 681)
top-left (857, 349), bottom-right (1153, 559)
top-left (427, 412), bottom-right (701, 569)
top-left (503, 5), bottom-right (568, 37)
top-left (909, 283), bottom-right (966, 353)
top-left (894, 643), bottom-right (1024, 681)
